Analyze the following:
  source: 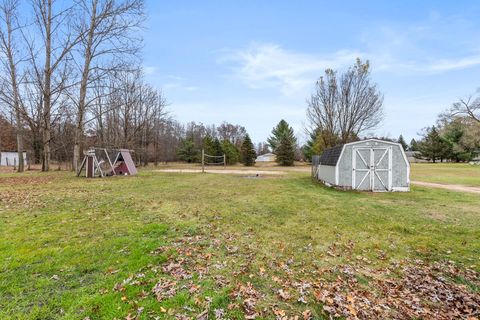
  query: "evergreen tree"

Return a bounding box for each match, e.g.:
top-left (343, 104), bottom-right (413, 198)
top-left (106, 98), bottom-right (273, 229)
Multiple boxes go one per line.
top-left (177, 137), bottom-right (199, 163)
top-left (240, 134), bottom-right (256, 166)
top-left (417, 126), bottom-right (449, 163)
top-left (303, 129), bottom-right (320, 161)
top-left (441, 119), bottom-right (476, 162)
top-left (202, 135), bottom-right (216, 156)
top-left (276, 135), bottom-right (295, 166)
top-left (213, 138), bottom-right (223, 156)
top-left (221, 139), bottom-right (240, 165)
top-left (303, 128), bottom-right (340, 161)
top-left (410, 138), bottom-right (418, 151)
top-left (397, 134), bottom-right (408, 151)
top-left (267, 120), bottom-right (297, 152)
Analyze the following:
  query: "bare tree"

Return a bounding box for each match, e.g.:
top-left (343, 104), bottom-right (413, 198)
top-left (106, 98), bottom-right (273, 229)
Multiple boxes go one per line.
top-left (90, 70), bottom-right (168, 163)
top-left (307, 59), bottom-right (384, 147)
top-left (0, 0), bottom-right (24, 171)
top-left (217, 121), bottom-right (246, 147)
top-left (71, 0), bottom-right (144, 171)
top-left (443, 91), bottom-right (480, 123)
top-left (30, 0), bottom-right (82, 171)
top-left (0, 1), bottom-right (166, 169)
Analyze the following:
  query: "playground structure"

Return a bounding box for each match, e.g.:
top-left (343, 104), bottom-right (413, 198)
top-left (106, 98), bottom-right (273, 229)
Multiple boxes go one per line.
top-left (77, 148), bottom-right (137, 178)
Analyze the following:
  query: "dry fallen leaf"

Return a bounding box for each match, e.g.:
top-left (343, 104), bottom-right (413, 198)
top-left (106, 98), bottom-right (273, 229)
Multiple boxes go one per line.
top-left (302, 309), bottom-right (312, 320)
top-left (278, 289), bottom-right (290, 301)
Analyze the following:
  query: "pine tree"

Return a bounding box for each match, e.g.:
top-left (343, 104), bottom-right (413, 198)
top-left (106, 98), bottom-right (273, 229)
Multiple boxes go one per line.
top-left (303, 129), bottom-right (320, 161)
top-left (410, 138), bottom-right (418, 151)
top-left (221, 139), bottom-right (240, 165)
top-left (267, 120), bottom-right (297, 152)
top-left (397, 134), bottom-right (408, 151)
top-left (417, 126), bottom-right (449, 163)
top-left (240, 134), bottom-right (256, 166)
top-left (276, 135), bottom-right (295, 166)
top-left (202, 135), bottom-right (216, 156)
top-left (177, 137), bottom-right (199, 163)
top-left (303, 128), bottom-right (340, 161)
top-left (213, 138), bottom-right (223, 156)
top-left (441, 119), bottom-right (476, 162)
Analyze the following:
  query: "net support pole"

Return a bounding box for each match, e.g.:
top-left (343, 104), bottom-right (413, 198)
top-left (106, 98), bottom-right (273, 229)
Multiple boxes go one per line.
top-left (223, 154), bottom-right (226, 169)
top-left (202, 149), bottom-right (205, 173)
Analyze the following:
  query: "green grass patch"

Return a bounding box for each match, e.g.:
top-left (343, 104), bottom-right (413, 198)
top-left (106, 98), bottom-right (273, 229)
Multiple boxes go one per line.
top-left (0, 167), bottom-right (479, 319)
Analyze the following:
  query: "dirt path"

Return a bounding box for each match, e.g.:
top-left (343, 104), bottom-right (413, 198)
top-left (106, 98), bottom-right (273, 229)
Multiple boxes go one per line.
top-left (412, 180), bottom-right (480, 194)
top-left (154, 169), bottom-right (285, 175)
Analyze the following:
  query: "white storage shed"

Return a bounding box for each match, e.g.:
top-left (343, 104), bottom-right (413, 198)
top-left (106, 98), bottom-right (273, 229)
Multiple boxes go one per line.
top-left (313, 139), bottom-right (410, 192)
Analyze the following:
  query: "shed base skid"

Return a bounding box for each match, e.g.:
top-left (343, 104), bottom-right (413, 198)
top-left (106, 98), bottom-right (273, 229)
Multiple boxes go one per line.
top-left (317, 179), bottom-right (410, 192)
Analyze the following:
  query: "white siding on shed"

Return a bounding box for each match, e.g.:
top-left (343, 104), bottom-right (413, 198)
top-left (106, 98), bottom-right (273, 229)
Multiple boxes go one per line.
top-left (313, 139), bottom-right (410, 192)
top-left (317, 165), bottom-right (336, 185)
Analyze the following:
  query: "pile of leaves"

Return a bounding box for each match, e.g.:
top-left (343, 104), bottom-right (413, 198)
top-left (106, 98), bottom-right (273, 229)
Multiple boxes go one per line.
top-left (314, 261), bottom-right (480, 319)
top-left (108, 230), bottom-right (480, 320)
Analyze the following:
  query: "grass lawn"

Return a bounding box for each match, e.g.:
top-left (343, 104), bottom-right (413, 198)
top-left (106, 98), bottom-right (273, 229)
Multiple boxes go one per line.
top-left (411, 162), bottom-right (480, 186)
top-left (0, 167), bottom-right (479, 319)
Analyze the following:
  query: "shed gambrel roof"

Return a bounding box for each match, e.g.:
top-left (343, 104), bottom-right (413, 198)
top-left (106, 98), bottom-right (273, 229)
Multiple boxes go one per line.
top-left (318, 144), bottom-right (344, 166)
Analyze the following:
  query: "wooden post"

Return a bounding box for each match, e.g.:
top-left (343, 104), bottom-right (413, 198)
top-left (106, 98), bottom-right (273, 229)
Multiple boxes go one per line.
top-left (223, 154), bottom-right (226, 169)
top-left (202, 149), bottom-right (205, 173)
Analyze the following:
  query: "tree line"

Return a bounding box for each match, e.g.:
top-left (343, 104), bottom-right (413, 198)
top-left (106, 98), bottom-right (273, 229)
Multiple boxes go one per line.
top-left (410, 92), bottom-right (480, 163)
top-left (382, 93), bottom-right (480, 163)
top-left (0, 0), bottom-right (146, 172)
top-left (2, 2), bottom-right (477, 172)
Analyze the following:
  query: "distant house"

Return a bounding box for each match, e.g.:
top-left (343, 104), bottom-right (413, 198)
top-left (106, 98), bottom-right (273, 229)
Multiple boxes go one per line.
top-left (471, 153), bottom-right (480, 165)
top-left (256, 152), bottom-right (276, 162)
top-left (0, 151), bottom-right (28, 166)
top-left (405, 151), bottom-right (427, 163)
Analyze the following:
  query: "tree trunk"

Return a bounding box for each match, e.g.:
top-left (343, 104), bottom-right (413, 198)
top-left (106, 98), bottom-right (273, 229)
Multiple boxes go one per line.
top-left (42, 115), bottom-right (51, 171)
top-left (73, 142), bottom-right (81, 172)
top-left (2, 0), bottom-right (24, 172)
top-left (73, 0), bottom-right (96, 172)
top-left (42, 0), bottom-right (52, 172)
top-left (15, 110), bottom-right (24, 173)
top-left (73, 111), bottom-right (85, 171)
top-left (32, 132), bottom-right (42, 164)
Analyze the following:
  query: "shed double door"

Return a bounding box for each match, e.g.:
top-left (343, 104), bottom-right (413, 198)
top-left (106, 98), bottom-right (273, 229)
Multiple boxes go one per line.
top-left (352, 147), bottom-right (392, 191)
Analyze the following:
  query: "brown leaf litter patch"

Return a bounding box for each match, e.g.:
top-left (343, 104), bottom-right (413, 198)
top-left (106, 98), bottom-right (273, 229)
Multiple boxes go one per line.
top-left (0, 189), bottom-right (48, 209)
top-left (110, 232), bottom-right (480, 320)
top-left (315, 261), bottom-right (480, 319)
top-left (0, 175), bottom-right (54, 186)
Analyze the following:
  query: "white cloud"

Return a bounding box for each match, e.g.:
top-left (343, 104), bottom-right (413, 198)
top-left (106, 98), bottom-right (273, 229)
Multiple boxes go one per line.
top-left (372, 55), bottom-right (480, 74)
top-left (144, 70), bottom-right (199, 92)
top-left (164, 83), bottom-right (198, 91)
top-left (219, 13), bottom-right (480, 95)
top-left (427, 55), bottom-right (480, 72)
top-left (359, 13), bottom-right (480, 74)
top-left (143, 66), bottom-right (158, 75)
top-left (219, 43), bottom-right (362, 95)
top-left (221, 41), bottom-right (480, 95)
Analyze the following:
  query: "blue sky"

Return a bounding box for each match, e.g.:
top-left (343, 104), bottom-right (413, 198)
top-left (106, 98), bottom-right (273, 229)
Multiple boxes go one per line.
top-left (142, 1), bottom-right (480, 144)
